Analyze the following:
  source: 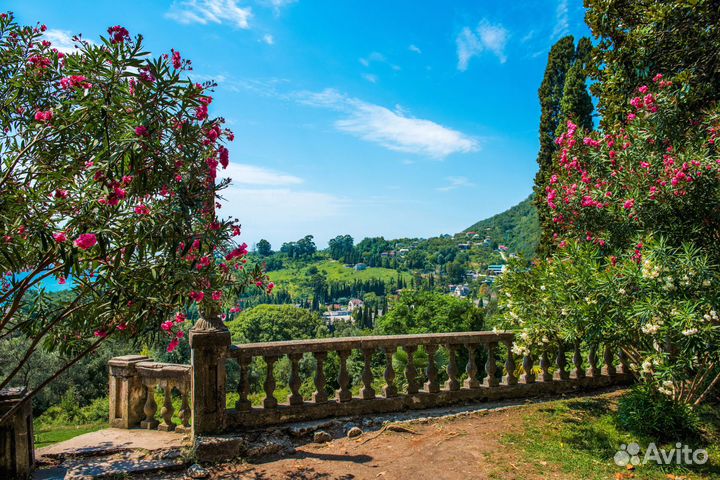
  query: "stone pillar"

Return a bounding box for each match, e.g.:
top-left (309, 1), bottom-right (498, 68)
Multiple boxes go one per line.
top-left (108, 355), bottom-right (150, 428)
top-left (0, 387), bottom-right (33, 479)
top-left (190, 311), bottom-right (231, 437)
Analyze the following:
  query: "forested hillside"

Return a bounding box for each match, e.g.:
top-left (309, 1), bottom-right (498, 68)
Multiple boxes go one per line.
top-left (464, 195), bottom-right (539, 258)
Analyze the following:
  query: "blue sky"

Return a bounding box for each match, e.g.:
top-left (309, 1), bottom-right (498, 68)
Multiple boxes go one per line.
top-left (11, 0), bottom-right (591, 249)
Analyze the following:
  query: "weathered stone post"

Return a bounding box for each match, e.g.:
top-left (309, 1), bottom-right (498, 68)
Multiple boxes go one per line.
top-left (0, 387), bottom-right (33, 479)
top-left (108, 355), bottom-right (150, 428)
top-left (189, 308), bottom-right (231, 436)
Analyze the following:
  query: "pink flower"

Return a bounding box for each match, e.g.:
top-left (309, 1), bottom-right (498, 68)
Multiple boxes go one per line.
top-left (107, 25), bottom-right (129, 44)
top-left (212, 290), bottom-right (222, 301)
top-left (176, 331), bottom-right (185, 339)
top-left (167, 338), bottom-right (179, 353)
top-left (60, 75), bottom-right (92, 90)
top-left (161, 320), bottom-right (174, 332)
top-left (171, 49), bottom-right (182, 69)
top-left (623, 199), bottom-right (635, 210)
top-left (218, 146), bottom-right (229, 169)
top-left (34, 110), bottom-right (53, 123)
top-left (74, 233), bottom-right (97, 250)
top-left (58, 276), bottom-right (67, 285)
top-left (134, 204), bottom-right (150, 215)
top-left (225, 243), bottom-right (248, 261)
top-left (54, 189), bottom-right (69, 199)
top-left (134, 125), bottom-right (149, 137)
top-left (94, 330), bottom-right (107, 338)
top-left (189, 291), bottom-right (204, 303)
top-left (175, 312), bottom-right (186, 324)
top-left (53, 232), bottom-right (67, 243)
top-left (117, 323), bottom-right (127, 331)
top-left (638, 85), bottom-right (649, 94)
top-left (627, 113), bottom-right (637, 122)
top-left (653, 73), bottom-right (663, 83)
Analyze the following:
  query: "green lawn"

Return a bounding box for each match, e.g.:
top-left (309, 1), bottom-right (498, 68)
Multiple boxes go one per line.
top-left (502, 394), bottom-right (720, 480)
top-left (268, 259), bottom-right (411, 287)
top-left (34, 422), bottom-right (106, 449)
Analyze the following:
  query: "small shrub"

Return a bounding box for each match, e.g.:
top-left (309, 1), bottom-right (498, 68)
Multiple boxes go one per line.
top-left (617, 385), bottom-right (699, 441)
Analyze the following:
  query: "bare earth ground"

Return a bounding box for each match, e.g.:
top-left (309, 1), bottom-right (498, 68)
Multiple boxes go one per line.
top-left (198, 402), bottom-right (568, 480)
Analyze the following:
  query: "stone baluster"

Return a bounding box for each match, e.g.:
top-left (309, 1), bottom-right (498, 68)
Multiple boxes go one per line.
top-left (521, 353), bottom-right (535, 384)
top-left (404, 345), bottom-right (419, 394)
top-left (464, 344), bottom-right (480, 388)
top-left (158, 382), bottom-right (176, 431)
top-left (140, 381), bottom-right (159, 429)
top-left (572, 343), bottom-right (585, 379)
top-left (263, 355), bottom-right (279, 409)
top-left (289, 353), bottom-right (304, 406)
top-left (484, 342), bottom-right (499, 387)
top-left (337, 350), bottom-right (352, 402)
top-left (445, 344), bottom-right (460, 391)
top-left (361, 348), bottom-right (376, 400)
top-left (588, 345), bottom-right (601, 377)
top-left (618, 349), bottom-right (629, 375)
top-left (503, 340), bottom-right (517, 386)
top-left (424, 344), bottom-right (440, 393)
top-left (539, 351), bottom-right (552, 382)
top-left (313, 351), bottom-right (328, 403)
top-left (235, 355), bottom-right (252, 411)
top-left (554, 344), bottom-right (570, 381)
top-left (602, 345), bottom-right (616, 377)
top-left (176, 385), bottom-right (191, 433)
top-left (383, 346), bottom-right (397, 398)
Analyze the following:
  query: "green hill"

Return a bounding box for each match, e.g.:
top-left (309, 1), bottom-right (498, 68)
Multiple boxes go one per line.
top-left (464, 195), bottom-right (539, 258)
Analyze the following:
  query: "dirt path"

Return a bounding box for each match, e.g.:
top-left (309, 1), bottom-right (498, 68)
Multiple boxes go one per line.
top-left (203, 407), bottom-right (564, 480)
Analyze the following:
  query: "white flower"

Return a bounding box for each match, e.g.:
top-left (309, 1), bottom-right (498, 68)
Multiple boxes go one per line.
top-left (540, 285), bottom-right (546, 291)
top-left (561, 308), bottom-right (569, 316)
top-left (520, 331), bottom-right (529, 341)
top-left (541, 336), bottom-right (549, 344)
top-left (682, 328), bottom-right (699, 336)
top-left (703, 279), bottom-right (711, 287)
top-left (505, 292), bottom-right (512, 298)
top-left (641, 323), bottom-right (661, 334)
top-left (618, 288), bottom-right (626, 295)
top-left (641, 360), bottom-right (653, 374)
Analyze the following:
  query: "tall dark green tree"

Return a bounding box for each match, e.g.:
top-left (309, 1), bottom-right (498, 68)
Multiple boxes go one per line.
top-left (534, 35), bottom-right (595, 256)
top-left (256, 239), bottom-right (272, 256)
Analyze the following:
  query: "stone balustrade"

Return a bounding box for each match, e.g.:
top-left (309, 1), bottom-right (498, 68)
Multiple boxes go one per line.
top-left (224, 332), bottom-right (632, 429)
top-left (108, 331), bottom-right (632, 435)
top-left (108, 355), bottom-right (191, 433)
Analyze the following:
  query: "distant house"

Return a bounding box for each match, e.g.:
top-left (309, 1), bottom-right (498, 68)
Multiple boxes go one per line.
top-left (483, 238), bottom-right (493, 247)
top-left (398, 248), bottom-right (410, 255)
top-left (348, 299), bottom-right (364, 312)
top-left (487, 264), bottom-right (506, 275)
top-left (452, 285), bottom-right (471, 297)
top-left (498, 245), bottom-right (509, 252)
top-left (466, 231), bottom-right (477, 237)
top-left (457, 243), bottom-right (471, 250)
top-left (354, 263), bottom-right (368, 271)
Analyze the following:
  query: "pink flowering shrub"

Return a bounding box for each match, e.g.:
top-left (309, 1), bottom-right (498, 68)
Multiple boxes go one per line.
top-left (499, 79), bottom-right (720, 407)
top-left (0, 12), bottom-right (273, 405)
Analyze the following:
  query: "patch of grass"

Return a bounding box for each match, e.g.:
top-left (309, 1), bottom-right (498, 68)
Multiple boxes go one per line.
top-left (34, 423), bottom-right (106, 448)
top-left (269, 259), bottom-right (411, 286)
top-left (501, 393), bottom-right (720, 480)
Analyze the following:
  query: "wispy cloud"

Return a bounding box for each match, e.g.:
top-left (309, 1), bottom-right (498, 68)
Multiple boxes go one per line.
top-left (552, 0), bottom-right (570, 39)
top-left (43, 29), bottom-right (93, 54)
top-left (295, 89), bottom-right (479, 158)
top-left (456, 20), bottom-right (509, 71)
top-left (262, 33), bottom-right (274, 45)
top-left (408, 44), bottom-right (422, 54)
top-left (166, 0), bottom-right (252, 29)
top-left (224, 163), bottom-right (303, 186)
top-left (362, 73), bottom-right (378, 84)
top-left (436, 176), bottom-right (475, 192)
top-left (359, 51), bottom-right (400, 71)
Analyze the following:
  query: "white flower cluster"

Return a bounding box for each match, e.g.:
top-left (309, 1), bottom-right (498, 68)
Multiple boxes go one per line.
top-left (682, 328), bottom-right (699, 336)
top-left (662, 276), bottom-right (676, 291)
top-left (511, 342), bottom-right (529, 356)
top-left (658, 380), bottom-right (674, 397)
top-left (702, 310), bottom-right (718, 322)
top-left (642, 259), bottom-right (662, 279)
top-left (641, 317), bottom-right (663, 335)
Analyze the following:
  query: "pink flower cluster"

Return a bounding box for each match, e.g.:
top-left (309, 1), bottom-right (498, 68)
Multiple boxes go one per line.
top-left (107, 25), bottom-right (129, 44)
top-left (60, 75), bottom-right (92, 90)
top-left (34, 110), bottom-right (53, 123)
top-left (74, 233), bottom-right (97, 250)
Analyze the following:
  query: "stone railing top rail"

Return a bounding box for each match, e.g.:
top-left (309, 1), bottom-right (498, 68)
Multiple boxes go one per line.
top-left (229, 331), bottom-right (514, 357)
top-left (135, 361), bottom-right (191, 381)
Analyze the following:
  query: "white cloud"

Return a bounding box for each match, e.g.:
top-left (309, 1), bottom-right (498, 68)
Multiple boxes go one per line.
top-left (553, 0), bottom-right (570, 38)
top-left (436, 176), bottom-right (475, 192)
top-left (409, 44), bottom-right (422, 54)
top-left (43, 29), bottom-right (91, 54)
top-left (456, 20), bottom-right (509, 71)
top-left (262, 33), bottom-right (274, 45)
top-left (295, 89), bottom-right (478, 158)
top-left (224, 163), bottom-right (303, 186)
top-left (166, 0), bottom-right (252, 29)
top-left (362, 73), bottom-right (378, 84)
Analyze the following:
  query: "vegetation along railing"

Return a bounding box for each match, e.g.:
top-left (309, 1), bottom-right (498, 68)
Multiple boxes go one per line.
top-left (109, 331), bottom-right (633, 435)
